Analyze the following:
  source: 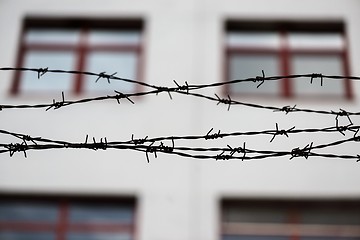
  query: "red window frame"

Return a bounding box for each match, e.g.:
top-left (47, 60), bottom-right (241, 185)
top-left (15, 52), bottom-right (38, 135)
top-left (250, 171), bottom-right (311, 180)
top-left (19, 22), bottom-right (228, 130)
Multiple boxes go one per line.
top-left (0, 195), bottom-right (138, 240)
top-left (224, 21), bottom-right (352, 100)
top-left (11, 17), bottom-right (144, 95)
top-left (220, 199), bottom-right (360, 240)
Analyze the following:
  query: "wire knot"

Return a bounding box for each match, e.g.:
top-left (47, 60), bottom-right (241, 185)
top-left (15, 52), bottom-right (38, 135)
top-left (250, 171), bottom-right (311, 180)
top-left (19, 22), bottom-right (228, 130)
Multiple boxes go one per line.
top-left (156, 87), bottom-right (173, 99)
top-left (310, 73), bottom-right (323, 86)
top-left (227, 142), bottom-right (247, 161)
top-left (290, 142), bottom-right (313, 160)
top-left (332, 109), bottom-right (353, 128)
top-left (131, 134), bottom-right (148, 145)
top-left (215, 94), bottom-right (232, 111)
top-left (270, 123), bottom-right (295, 142)
top-left (113, 90), bottom-right (134, 104)
top-left (37, 67), bottom-right (48, 79)
top-left (254, 70), bottom-right (265, 88)
top-left (216, 151), bottom-right (232, 160)
top-left (173, 80), bottom-right (189, 94)
top-left (274, 105), bottom-right (297, 114)
top-left (205, 128), bottom-right (222, 140)
top-left (96, 71), bottom-right (117, 83)
top-left (91, 137), bottom-right (108, 150)
top-left (159, 139), bottom-right (175, 153)
top-left (46, 92), bottom-right (65, 111)
top-left (145, 142), bottom-right (158, 163)
top-left (5, 142), bottom-right (28, 157)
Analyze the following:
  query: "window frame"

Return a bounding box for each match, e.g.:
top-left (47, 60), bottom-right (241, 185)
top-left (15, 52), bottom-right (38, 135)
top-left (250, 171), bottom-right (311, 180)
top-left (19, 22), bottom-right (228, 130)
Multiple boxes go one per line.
top-left (220, 199), bottom-right (360, 240)
top-left (224, 20), bottom-right (352, 100)
top-left (11, 17), bottom-right (145, 96)
top-left (0, 194), bottom-right (138, 240)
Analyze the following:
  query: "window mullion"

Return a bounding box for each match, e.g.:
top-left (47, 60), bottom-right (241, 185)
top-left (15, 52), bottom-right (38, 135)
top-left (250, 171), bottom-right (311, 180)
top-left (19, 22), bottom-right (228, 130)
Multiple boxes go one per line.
top-left (280, 30), bottom-right (291, 98)
top-left (56, 200), bottom-right (69, 240)
top-left (74, 28), bottom-right (88, 94)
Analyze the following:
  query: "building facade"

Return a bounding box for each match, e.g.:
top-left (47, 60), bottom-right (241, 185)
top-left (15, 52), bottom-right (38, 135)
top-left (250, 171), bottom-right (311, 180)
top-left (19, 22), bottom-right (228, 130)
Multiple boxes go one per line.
top-left (1, 0), bottom-right (360, 239)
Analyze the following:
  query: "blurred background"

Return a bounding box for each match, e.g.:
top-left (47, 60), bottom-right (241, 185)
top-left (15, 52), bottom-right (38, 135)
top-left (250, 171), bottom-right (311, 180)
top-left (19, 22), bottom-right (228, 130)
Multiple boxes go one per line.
top-left (0, 0), bottom-right (360, 239)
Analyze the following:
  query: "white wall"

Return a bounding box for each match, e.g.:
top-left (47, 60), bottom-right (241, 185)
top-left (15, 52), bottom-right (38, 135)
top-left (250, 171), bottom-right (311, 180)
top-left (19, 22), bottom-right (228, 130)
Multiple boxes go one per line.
top-left (1, 0), bottom-right (360, 240)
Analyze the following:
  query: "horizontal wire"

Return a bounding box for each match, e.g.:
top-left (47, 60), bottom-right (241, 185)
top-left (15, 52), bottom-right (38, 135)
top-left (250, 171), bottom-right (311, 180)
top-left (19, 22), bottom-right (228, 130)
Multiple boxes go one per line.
top-left (0, 68), bottom-right (360, 119)
top-left (1, 68), bottom-right (359, 162)
top-left (1, 127), bottom-right (359, 161)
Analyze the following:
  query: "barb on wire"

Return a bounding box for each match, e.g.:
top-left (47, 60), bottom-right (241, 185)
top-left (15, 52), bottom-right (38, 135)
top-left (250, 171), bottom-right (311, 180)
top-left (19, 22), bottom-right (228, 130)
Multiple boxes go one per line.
top-left (310, 73), bottom-right (323, 86)
top-left (215, 94), bottom-right (232, 111)
top-left (274, 105), bottom-right (297, 115)
top-left (145, 142), bottom-right (157, 163)
top-left (255, 70), bottom-right (265, 88)
top-left (90, 137), bottom-right (108, 150)
top-left (95, 71), bottom-right (117, 83)
top-left (37, 67), bottom-right (48, 79)
top-left (290, 142), bottom-right (313, 160)
top-left (1, 126), bottom-right (360, 161)
top-left (46, 92), bottom-right (65, 111)
top-left (6, 143), bottom-right (28, 157)
top-left (205, 128), bottom-right (222, 140)
top-left (173, 80), bottom-right (189, 94)
top-left (114, 90), bottom-right (134, 104)
top-left (131, 134), bottom-right (149, 145)
top-left (333, 108), bottom-right (353, 127)
top-left (2, 67), bottom-right (360, 119)
top-left (269, 123), bottom-right (296, 143)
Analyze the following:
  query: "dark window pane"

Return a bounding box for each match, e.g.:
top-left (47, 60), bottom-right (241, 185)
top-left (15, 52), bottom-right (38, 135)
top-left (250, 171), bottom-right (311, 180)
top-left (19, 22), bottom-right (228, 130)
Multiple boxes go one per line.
top-left (69, 203), bottom-right (134, 224)
top-left (223, 205), bottom-right (287, 223)
top-left (301, 237), bottom-right (360, 240)
top-left (291, 55), bottom-right (343, 97)
top-left (67, 232), bottom-right (131, 240)
top-left (84, 52), bottom-right (137, 93)
top-left (300, 207), bottom-right (360, 225)
top-left (0, 231), bottom-right (55, 240)
top-left (0, 201), bottom-right (58, 222)
top-left (223, 235), bottom-right (289, 240)
top-left (228, 54), bottom-right (280, 95)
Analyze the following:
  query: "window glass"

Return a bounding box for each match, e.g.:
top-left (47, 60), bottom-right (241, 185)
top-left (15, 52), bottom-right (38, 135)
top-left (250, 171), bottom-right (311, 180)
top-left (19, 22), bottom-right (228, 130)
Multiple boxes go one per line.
top-left (84, 52), bottom-right (137, 93)
top-left (88, 31), bottom-right (141, 45)
top-left (300, 237), bottom-right (360, 240)
top-left (69, 203), bottom-right (134, 224)
top-left (291, 55), bottom-right (343, 96)
top-left (300, 207), bottom-right (360, 225)
top-left (67, 232), bottom-right (132, 240)
top-left (288, 33), bottom-right (344, 49)
top-left (223, 205), bottom-right (287, 223)
top-left (228, 54), bottom-right (280, 95)
top-left (13, 19), bottom-right (143, 95)
top-left (25, 29), bottom-right (80, 44)
top-left (225, 21), bottom-right (349, 99)
top-left (221, 201), bottom-right (360, 240)
top-left (0, 200), bottom-right (58, 222)
top-left (0, 232), bottom-right (55, 240)
top-left (223, 235), bottom-right (289, 240)
top-left (20, 51), bottom-right (75, 92)
top-left (227, 32), bottom-right (280, 48)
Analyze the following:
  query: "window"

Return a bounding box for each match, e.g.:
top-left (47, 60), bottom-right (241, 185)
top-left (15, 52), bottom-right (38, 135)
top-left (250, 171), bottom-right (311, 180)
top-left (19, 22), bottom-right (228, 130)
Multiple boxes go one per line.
top-left (11, 17), bottom-right (144, 95)
top-left (0, 196), bottom-right (136, 240)
top-left (221, 199), bottom-right (360, 240)
top-left (225, 21), bottom-right (352, 99)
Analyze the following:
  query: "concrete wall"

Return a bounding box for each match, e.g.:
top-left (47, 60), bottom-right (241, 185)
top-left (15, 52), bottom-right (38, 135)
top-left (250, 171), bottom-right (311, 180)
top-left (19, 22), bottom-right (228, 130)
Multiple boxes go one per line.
top-left (1, 0), bottom-right (360, 240)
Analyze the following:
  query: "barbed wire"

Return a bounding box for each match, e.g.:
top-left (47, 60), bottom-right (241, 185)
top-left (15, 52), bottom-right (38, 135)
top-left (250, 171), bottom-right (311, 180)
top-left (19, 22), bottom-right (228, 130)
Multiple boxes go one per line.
top-left (1, 124), bottom-right (360, 161)
top-left (1, 68), bottom-right (360, 125)
top-left (1, 67), bottom-right (360, 161)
